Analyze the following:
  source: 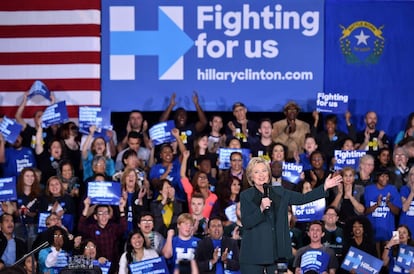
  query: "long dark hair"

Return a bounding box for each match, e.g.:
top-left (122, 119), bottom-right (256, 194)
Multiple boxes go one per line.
top-left (125, 229), bottom-right (148, 265)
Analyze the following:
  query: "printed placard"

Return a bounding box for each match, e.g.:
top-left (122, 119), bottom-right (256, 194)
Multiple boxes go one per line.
top-left (218, 148), bottom-right (250, 169)
top-left (0, 177), bottom-right (17, 202)
top-left (93, 260), bottom-right (111, 274)
top-left (292, 198), bottom-right (325, 222)
top-left (341, 246), bottom-right (383, 274)
top-left (41, 101), bottom-right (69, 127)
top-left (396, 244), bottom-right (414, 270)
top-left (27, 80), bottom-right (51, 100)
top-left (282, 162), bottom-right (303, 184)
top-left (333, 150), bottom-right (367, 170)
top-left (129, 257), bottom-right (168, 274)
top-left (87, 181), bottom-right (121, 205)
top-left (79, 106), bottom-right (112, 135)
top-left (0, 116), bottom-right (22, 144)
top-left (316, 92), bottom-right (349, 113)
top-left (149, 120), bottom-right (176, 146)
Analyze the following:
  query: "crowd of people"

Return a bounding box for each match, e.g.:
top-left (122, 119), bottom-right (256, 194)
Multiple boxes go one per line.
top-left (0, 91), bottom-right (414, 274)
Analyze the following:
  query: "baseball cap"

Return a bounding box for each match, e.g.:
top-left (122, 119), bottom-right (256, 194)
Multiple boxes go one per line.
top-left (232, 102), bottom-right (246, 111)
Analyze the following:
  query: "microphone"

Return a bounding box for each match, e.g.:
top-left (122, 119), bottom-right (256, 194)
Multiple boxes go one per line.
top-left (263, 183), bottom-right (271, 210)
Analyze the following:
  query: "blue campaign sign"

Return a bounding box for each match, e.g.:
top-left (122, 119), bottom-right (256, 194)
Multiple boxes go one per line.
top-left (333, 150), bottom-right (367, 170)
top-left (27, 80), bottom-right (51, 101)
top-left (292, 198), bottom-right (325, 222)
top-left (87, 181), bottom-right (121, 205)
top-left (129, 257), bottom-right (168, 274)
top-left (396, 244), bottom-right (414, 271)
top-left (79, 106), bottom-right (112, 135)
top-left (41, 101), bottom-right (69, 128)
top-left (0, 177), bottom-right (17, 202)
top-left (282, 162), bottom-right (303, 184)
top-left (93, 260), bottom-right (111, 274)
top-left (341, 246), bottom-right (383, 274)
top-left (38, 212), bottom-right (49, 232)
top-left (149, 120), bottom-right (176, 145)
top-left (218, 148), bottom-right (250, 169)
top-left (315, 92), bottom-right (349, 114)
top-left (101, 0), bottom-right (324, 112)
top-left (0, 116), bottom-right (23, 144)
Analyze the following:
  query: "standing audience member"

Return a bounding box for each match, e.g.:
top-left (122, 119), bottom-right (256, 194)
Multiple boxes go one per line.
top-left (218, 151), bottom-right (249, 191)
top-left (250, 118), bottom-right (274, 162)
top-left (399, 166), bottom-right (414, 236)
top-left (354, 154), bottom-right (375, 187)
top-left (207, 115), bottom-right (226, 154)
top-left (195, 217), bottom-right (240, 273)
top-left (38, 226), bottom-right (70, 274)
top-left (137, 212), bottom-right (165, 255)
top-left (355, 111), bottom-right (390, 157)
top-left (343, 216), bottom-right (377, 257)
top-left (118, 229), bottom-right (159, 274)
top-left (60, 121), bottom-right (81, 178)
top-left (388, 146), bottom-right (410, 190)
top-left (0, 214), bottom-right (26, 266)
top-left (272, 101), bottom-right (310, 160)
top-left (117, 110), bottom-right (149, 152)
top-left (293, 221), bottom-right (338, 274)
top-left (394, 112), bottom-right (414, 146)
top-left (115, 131), bottom-right (149, 171)
top-left (375, 147), bottom-right (392, 173)
top-left (322, 206), bottom-right (344, 263)
top-left (189, 193), bottom-right (208, 240)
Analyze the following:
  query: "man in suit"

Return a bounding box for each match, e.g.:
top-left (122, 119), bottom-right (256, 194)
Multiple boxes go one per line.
top-left (0, 213), bottom-right (26, 266)
top-left (195, 217), bottom-right (240, 274)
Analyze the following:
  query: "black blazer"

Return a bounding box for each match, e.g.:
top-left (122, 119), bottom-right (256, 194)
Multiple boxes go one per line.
top-left (0, 232), bottom-right (27, 264)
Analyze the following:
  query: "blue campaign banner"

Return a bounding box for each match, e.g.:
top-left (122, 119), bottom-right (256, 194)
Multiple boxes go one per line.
top-left (79, 106), bottom-right (112, 135)
top-left (396, 244), bottom-right (414, 271)
top-left (315, 92), bottom-right (348, 114)
top-left (292, 198), bottom-right (325, 222)
top-left (38, 212), bottom-right (49, 233)
top-left (333, 150), bottom-right (367, 170)
top-left (0, 177), bottom-right (17, 202)
top-left (341, 246), bottom-right (383, 274)
top-left (41, 101), bottom-right (69, 128)
top-left (129, 257), bottom-right (168, 274)
top-left (101, 0), bottom-right (324, 113)
top-left (87, 181), bottom-right (121, 205)
top-left (93, 260), bottom-right (111, 274)
top-left (0, 116), bottom-right (23, 144)
top-left (149, 120), bottom-right (176, 145)
top-left (27, 80), bottom-right (51, 101)
top-left (218, 148), bottom-right (250, 169)
top-left (282, 162), bottom-right (303, 184)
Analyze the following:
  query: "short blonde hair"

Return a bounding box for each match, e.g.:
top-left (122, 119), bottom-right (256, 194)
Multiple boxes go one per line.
top-left (245, 157), bottom-right (271, 186)
top-left (177, 213), bottom-right (195, 225)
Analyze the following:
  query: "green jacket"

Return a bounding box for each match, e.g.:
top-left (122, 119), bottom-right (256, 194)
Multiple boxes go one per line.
top-left (239, 184), bottom-right (327, 264)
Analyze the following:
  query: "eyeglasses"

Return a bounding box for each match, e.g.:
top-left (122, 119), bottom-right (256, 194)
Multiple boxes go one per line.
top-left (141, 220), bottom-right (153, 224)
top-left (198, 176), bottom-right (208, 180)
top-left (96, 212), bottom-right (109, 216)
top-left (53, 234), bottom-right (63, 238)
top-left (85, 246), bottom-right (96, 249)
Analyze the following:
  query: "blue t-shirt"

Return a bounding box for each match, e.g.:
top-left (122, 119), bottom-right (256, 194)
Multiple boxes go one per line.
top-left (170, 236), bottom-right (200, 272)
top-left (2, 147), bottom-right (36, 178)
top-left (399, 185), bottom-right (414, 236)
top-left (294, 246), bottom-right (337, 273)
top-left (364, 184), bottom-right (402, 241)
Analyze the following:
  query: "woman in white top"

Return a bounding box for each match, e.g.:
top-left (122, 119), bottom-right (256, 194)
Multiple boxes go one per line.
top-left (118, 229), bottom-right (159, 274)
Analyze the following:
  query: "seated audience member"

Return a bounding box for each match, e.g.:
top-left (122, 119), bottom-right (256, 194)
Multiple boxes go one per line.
top-left (211, 176), bottom-right (241, 237)
top-left (0, 214), bottom-right (26, 266)
top-left (382, 224), bottom-right (414, 274)
top-left (162, 213), bottom-right (200, 273)
top-left (21, 255), bottom-right (37, 274)
top-left (181, 150), bottom-right (217, 219)
top-left (330, 167), bottom-right (365, 224)
top-left (322, 206), bottom-right (344, 263)
top-left (0, 133), bottom-right (36, 179)
top-left (388, 146), bottom-right (410, 190)
top-left (399, 166), bottom-right (414, 237)
top-left (343, 216), bottom-right (377, 257)
top-left (38, 176), bottom-right (76, 232)
top-left (293, 220), bottom-right (338, 274)
top-left (150, 179), bottom-right (184, 237)
top-left (272, 101), bottom-right (310, 160)
top-left (190, 193), bottom-right (208, 240)
top-left (364, 168), bottom-right (402, 257)
top-left (195, 217), bottom-right (240, 273)
top-left (118, 229), bottom-right (159, 274)
top-left (77, 196), bottom-right (127, 269)
top-left (81, 126), bottom-right (115, 180)
top-left (159, 92), bottom-right (208, 152)
top-left (115, 131), bottom-right (150, 171)
top-left (137, 212), bottom-right (165, 255)
top-left (225, 102), bottom-right (259, 149)
top-left (38, 226), bottom-right (70, 274)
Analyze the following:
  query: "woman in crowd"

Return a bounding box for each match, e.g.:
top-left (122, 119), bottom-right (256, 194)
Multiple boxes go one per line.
top-left (382, 224), bottom-right (414, 274)
top-left (189, 133), bottom-right (218, 179)
top-left (400, 166), bottom-right (414, 235)
top-left (39, 176), bottom-right (76, 232)
top-left (181, 150), bottom-right (217, 219)
top-left (118, 229), bottom-right (159, 274)
top-left (270, 142), bottom-right (288, 163)
top-left (354, 154), bottom-right (375, 187)
top-left (394, 112), bottom-right (414, 146)
top-left (343, 216), bottom-right (377, 257)
top-left (304, 150), bottom-right (330, 189)
top-left (58, 160), bottom-right (80, 198)
top-left (60, 121), bottom-right (81, 178)
top-left (15, 167), bottom-right (41, 249)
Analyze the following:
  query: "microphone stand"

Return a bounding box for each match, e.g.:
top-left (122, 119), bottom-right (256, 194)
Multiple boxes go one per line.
top-left (13, 241), bottom-right (49, 266)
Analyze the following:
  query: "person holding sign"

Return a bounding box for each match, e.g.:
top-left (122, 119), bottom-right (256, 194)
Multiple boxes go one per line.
top-left (382, 224), bottom-right (414, 274)
top-left (38, 226), bottom-right (70, 274)
top-left (118, 229), bottom-right (159, 274)
top-left (239, 157), bottom-right (342, 274)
